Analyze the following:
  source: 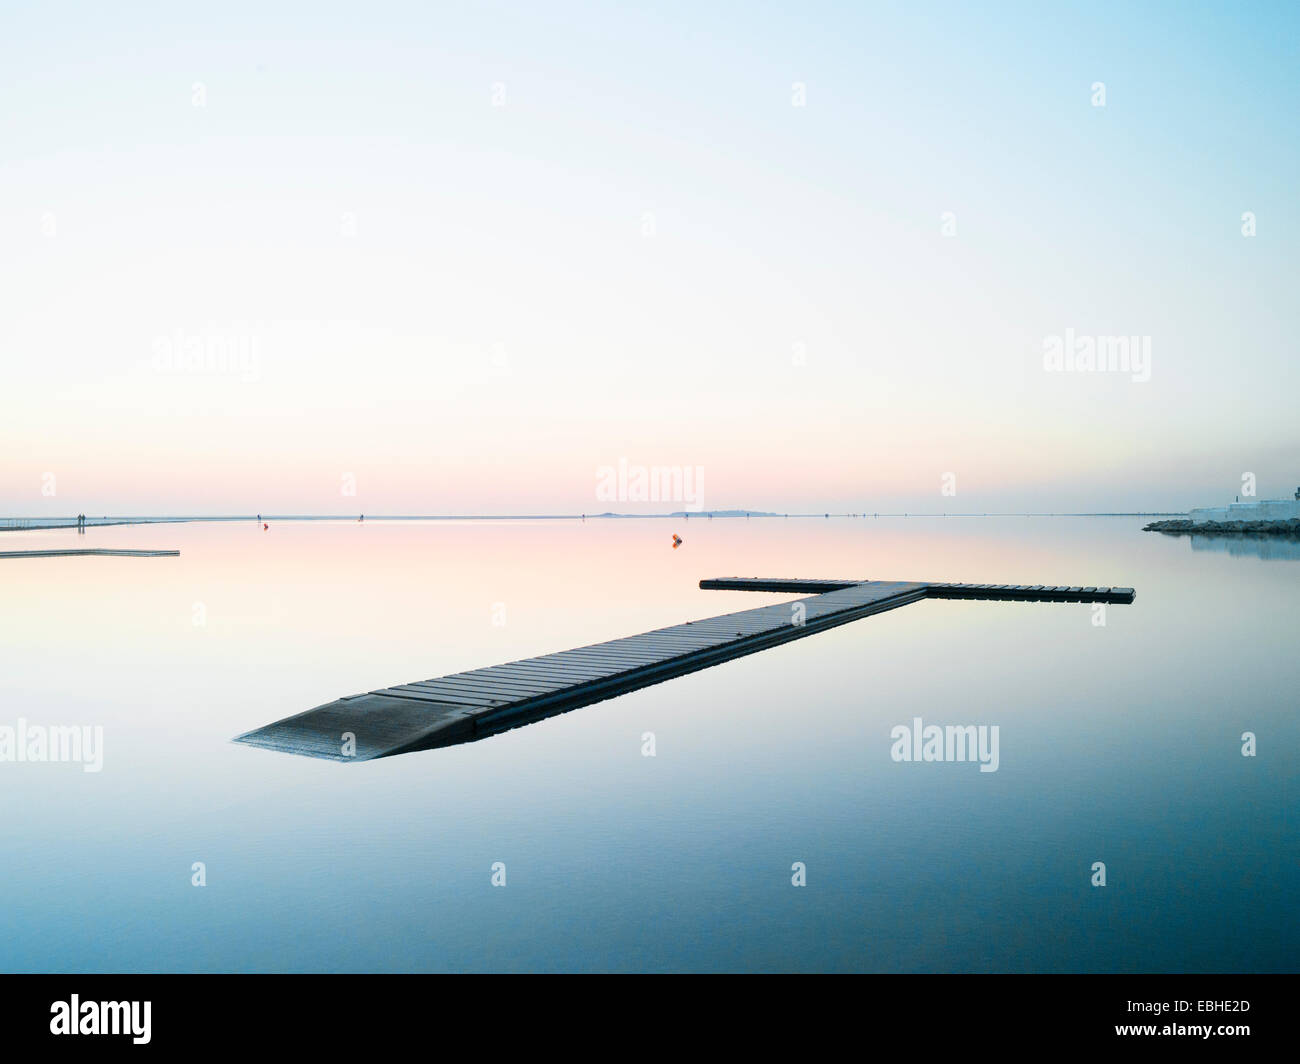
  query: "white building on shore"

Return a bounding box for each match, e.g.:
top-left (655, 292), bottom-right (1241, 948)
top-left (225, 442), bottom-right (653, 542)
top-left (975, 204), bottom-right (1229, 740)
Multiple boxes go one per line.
top-left (1189, 489), bottom-right (1300, 524)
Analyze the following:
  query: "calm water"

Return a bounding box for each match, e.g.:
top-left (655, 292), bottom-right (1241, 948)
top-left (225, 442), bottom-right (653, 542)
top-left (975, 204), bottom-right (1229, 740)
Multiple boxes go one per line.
top-left (0, 517), bottom-right (1295, 972)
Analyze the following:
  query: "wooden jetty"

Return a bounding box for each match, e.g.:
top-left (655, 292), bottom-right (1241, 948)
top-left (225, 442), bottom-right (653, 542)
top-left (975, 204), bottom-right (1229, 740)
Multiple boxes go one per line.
top-left (0, 549), bottom-right (179, 559)
top-left (235, 576), bottom-right (1135, 762)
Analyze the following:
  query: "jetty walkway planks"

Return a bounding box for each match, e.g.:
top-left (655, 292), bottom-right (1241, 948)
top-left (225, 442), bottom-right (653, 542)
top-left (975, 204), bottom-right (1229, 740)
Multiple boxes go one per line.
top-left (235, 576), bottom-right (1135, 762)
top-left (702, 577), bottom-right (1135, 602)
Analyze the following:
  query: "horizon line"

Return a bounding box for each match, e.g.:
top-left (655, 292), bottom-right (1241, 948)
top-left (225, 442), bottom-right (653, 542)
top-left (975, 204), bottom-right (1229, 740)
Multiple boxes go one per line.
top-left (2, 511), bottom-right (1188, 524)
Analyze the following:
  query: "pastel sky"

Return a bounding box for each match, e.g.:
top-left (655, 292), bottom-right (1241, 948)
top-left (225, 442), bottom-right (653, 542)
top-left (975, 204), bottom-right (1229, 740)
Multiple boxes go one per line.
top-left (2, 1), bottom-right (1296, 515)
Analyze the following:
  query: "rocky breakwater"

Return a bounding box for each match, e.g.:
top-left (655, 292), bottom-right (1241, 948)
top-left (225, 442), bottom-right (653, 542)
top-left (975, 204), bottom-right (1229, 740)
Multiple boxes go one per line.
top-left (1144, 517), bottom-right (1300, 536)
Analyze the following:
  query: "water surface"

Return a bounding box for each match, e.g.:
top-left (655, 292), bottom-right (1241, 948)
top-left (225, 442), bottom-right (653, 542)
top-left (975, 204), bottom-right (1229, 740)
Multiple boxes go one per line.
top-left (0, 516), bottom-right (1294, 972)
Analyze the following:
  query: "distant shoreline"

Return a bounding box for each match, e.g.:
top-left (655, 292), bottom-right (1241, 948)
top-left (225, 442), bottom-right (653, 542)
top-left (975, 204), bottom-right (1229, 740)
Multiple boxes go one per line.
top-left (2, 511), bottom-right (1188, 532)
